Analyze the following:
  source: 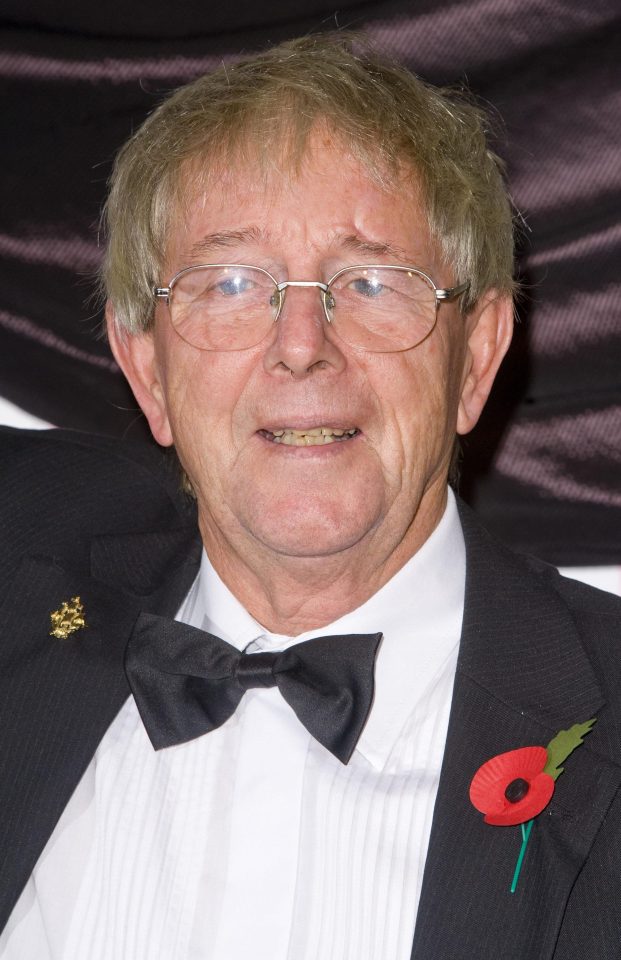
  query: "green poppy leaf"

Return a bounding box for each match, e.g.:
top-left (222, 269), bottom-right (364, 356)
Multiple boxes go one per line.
top-left (544, 718), bottom-right (597, 781)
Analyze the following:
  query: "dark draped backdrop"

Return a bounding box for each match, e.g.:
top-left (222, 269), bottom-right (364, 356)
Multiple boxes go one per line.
top-left (1, 0), bottom-right (619, 565)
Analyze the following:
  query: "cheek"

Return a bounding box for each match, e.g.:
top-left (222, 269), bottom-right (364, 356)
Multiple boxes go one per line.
top-left (159, 351), bottom-right (204, 435)
top-left (378, 339), bottom-right (461, 473)
top-left (156, 346), bottom-right (257, 484)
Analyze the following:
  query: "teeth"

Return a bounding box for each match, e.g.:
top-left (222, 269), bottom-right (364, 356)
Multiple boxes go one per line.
top-left (268, 427), bottom-right (357, 446)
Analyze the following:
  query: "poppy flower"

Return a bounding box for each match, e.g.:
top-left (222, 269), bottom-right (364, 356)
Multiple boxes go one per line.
top-left (469, 745), bottom-right (555, 826)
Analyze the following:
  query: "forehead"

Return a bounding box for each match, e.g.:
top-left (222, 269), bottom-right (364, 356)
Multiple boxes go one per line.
top-left (166, 136), bottom-right (440, 273)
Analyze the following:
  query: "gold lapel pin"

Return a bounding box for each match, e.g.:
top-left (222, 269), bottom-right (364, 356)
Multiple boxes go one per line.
top-left (50, 596), bottom-right (86, 639)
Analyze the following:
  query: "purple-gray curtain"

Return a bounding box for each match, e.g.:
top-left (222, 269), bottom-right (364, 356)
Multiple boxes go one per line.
top-left (1, 0), bottom-right (619, 564)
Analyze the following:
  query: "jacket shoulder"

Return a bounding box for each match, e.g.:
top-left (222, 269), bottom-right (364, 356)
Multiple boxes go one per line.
top-left (0, 425), bottom-right (176, 482)
top-left (0, 427), bottom-right (195, 565)
top-left (458, 495), bottom-right (621, 621)
top-left (518, 547), bottom-right (621, 624)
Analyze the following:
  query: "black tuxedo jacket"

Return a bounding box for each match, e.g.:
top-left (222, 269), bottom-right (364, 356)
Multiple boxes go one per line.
top-left (1, 427), bottom-right (621, 959)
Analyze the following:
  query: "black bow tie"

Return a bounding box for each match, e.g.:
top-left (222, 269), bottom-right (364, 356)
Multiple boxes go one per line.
top-left (125, 613), bottom-right (382, 764)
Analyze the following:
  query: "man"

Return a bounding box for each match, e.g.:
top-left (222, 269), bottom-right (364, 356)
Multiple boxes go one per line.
top-left (1, 34), bottom-right (620, 960)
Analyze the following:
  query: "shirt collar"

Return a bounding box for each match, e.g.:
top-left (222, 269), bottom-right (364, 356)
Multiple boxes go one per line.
top-left (183, 488), bottom-right (465, 771)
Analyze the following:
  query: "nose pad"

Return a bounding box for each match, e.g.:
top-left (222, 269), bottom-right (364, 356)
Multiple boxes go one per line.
top-left (273, 283), bottom-right (328, 330)
top-left (272, 281), bottom-right (332, 325)
top-left (263, 281), bottom-right (344, 378)
top-left (269, 288), bottom-right (284, 320)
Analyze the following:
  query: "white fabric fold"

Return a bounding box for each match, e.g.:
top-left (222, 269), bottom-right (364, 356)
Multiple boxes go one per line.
top-left (1, 489), bottom-right (465, 960)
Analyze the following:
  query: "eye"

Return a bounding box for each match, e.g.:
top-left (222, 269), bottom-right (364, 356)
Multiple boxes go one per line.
top-left (348, 276), bottom-right (387, 298)
top-left (215, 274), bottom-right (256, 296)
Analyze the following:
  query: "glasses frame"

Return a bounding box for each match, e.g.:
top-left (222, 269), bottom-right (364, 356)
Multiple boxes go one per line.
top-left (154, 263), bottom-right (470, 352)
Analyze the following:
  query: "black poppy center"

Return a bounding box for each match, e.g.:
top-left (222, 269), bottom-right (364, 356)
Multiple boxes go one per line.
top-left (504, 777), bottom-right (530, 803)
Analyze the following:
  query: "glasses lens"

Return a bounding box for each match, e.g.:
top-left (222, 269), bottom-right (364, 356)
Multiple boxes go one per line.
top-left (169, 265), bottom-right (277, 350)
top-left (326, 267), bottom-right (437, 351)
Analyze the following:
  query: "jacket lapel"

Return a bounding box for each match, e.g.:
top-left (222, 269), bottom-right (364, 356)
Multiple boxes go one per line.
top-left (3, 493), bottom-right (618, 948)
top-left (0, 525), bottom-right (201, 930)
top-left (412, 504), bottom-right (621, 960)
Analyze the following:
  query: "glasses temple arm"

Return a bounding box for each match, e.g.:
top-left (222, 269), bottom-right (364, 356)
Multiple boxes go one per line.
top-left (435, 281), bottom-right (470, 303)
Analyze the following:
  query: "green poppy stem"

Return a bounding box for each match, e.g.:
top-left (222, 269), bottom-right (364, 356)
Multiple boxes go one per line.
top-left (510, 819), bottom-right (534, 893)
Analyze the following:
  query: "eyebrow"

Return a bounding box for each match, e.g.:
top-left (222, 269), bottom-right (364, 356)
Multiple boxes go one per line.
top-left (188, 227), bottom-right (265, 260)
top-left (186, 228), bottom-right (411, 263)
top-left (338, 234), bottom-right (411, 263)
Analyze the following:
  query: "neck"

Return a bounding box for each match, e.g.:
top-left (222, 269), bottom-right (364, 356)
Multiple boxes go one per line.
top-left (198, 487), bottom-right (448, 635)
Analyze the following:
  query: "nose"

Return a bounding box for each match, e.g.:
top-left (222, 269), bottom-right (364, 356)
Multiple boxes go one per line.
top-left (262, 282), bottom-right (346, 380)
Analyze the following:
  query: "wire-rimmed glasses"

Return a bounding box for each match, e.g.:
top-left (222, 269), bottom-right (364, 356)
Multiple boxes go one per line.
top-left (153, 263), bottom-right (469, 353)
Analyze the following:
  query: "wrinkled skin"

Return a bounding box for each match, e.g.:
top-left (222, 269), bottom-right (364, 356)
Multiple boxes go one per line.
top-left (109, 136), bottom-right (513, 634)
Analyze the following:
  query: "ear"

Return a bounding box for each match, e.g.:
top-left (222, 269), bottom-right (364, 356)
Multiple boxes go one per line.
top-left (456, 291), bottom-right (514, 436)
top-left (106, 301), bottom-right (174, 446)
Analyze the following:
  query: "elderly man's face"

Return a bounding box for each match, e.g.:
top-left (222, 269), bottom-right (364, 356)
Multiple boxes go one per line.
top-left (112, 136), bottom-right (510, 581)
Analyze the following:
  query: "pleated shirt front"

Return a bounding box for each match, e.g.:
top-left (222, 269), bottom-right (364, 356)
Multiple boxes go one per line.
top-left (1, 489), bottom-right (465, 960)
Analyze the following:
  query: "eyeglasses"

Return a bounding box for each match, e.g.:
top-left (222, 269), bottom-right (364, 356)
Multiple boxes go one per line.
top-left (153, 263), bottom-right (469, 353)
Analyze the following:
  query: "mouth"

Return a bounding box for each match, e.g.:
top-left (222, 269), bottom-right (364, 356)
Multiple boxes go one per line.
top-left (259, 427), bottom-right (360, 447)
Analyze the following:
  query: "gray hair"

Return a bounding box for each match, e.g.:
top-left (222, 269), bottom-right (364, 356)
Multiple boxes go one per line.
top-left (102, 33), bottom-right (515, 332)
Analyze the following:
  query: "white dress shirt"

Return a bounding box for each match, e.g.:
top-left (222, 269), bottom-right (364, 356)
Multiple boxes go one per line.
top-left (0, 489), bottom-right (465, 960)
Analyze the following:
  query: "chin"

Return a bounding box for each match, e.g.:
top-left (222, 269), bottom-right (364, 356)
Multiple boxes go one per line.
top-left (246, 510), bottom-right (377, 560)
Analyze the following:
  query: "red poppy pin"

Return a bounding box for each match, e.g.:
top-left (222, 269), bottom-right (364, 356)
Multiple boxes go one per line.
top-left (469, 718), bottom-right (596, 892)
